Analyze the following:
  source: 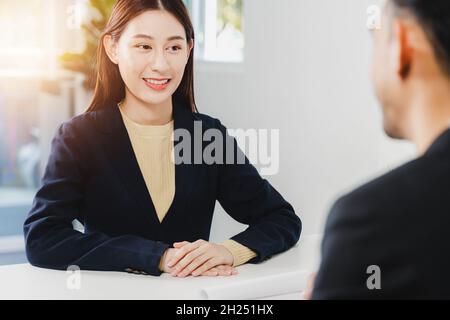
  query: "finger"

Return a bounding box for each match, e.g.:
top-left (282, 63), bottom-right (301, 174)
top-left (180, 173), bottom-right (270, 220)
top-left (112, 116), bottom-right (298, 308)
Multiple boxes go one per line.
top-left (303, 289), bottom-right (312, 300)
top-left (173, 241), bottom-right (190, 248)
top-left (176, 254), bottom-right (211, 277)
top-left (220, 265), bottom-right (239, 276)
top-left (216, 265), bottom-right (231, 270)
top-left (174, 246), bottom-right (211, 277)
top-left (172, 244), bottom-right (208, 276)
top-left (200, 268), bottom-right (219, 277)
top-left (168, 240), bottom-right (205, 267)
top-left (215, 265), bottom-right (235, 276)
top-left (303, 272), bottom-right (317, 300)
top-left (191, 257), bottom-right (220, 277)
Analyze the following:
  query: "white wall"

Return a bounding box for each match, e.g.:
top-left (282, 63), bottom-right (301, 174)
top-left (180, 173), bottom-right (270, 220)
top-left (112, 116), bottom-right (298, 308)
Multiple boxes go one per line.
top-left (204, 0), bottom-right (415, 241)
top-left (34, 0), bottom-right (416, 242)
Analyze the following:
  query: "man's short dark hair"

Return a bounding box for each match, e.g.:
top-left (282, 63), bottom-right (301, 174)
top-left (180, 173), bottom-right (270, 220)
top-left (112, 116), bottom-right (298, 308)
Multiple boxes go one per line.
top-left (391, 0), bottom-right (450, 77)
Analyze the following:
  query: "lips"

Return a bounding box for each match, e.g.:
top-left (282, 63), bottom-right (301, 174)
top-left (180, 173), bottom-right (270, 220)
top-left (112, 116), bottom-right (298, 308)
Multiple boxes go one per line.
top-left (143, 78), bottom-right (171, 91)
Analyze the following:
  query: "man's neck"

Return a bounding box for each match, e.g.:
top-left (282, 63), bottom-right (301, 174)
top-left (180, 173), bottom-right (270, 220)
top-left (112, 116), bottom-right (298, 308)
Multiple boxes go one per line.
top-left (406, 83), bottom-right (450, 155)
top-left (121, 94), bottom-right (173, 126)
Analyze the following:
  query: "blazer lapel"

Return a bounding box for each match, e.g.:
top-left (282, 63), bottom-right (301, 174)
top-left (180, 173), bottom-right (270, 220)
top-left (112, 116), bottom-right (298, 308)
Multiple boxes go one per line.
top-left (94, 101), bottom-right (197, 226)
top-left (96, 104), bottom-right (157, 225)
top-left (161, 100), bottom-right (196, 225)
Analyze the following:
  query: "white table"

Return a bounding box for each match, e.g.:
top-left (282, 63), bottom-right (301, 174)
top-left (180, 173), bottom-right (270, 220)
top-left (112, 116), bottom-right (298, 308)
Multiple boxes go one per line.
top-left (0, 235), bottom-right (322, 300)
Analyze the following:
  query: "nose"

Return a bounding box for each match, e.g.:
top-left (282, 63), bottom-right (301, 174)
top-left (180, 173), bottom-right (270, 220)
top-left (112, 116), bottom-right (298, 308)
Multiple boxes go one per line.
top-left (150, 48), bottom-right (170, 73)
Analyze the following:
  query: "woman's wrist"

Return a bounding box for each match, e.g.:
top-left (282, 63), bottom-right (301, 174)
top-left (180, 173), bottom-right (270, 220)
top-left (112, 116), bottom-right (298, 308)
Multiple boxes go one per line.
top-left (221, 239), bottom-right (258, 267)
top-left (219, 244), bottom-right (235, 266)
top-left (159, 249), bottom-right (169, 271)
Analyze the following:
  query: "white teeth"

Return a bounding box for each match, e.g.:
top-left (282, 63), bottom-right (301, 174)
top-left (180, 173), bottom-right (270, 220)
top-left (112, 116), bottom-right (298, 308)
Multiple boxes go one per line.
top-left (144, 79), bottom-right (169, 85)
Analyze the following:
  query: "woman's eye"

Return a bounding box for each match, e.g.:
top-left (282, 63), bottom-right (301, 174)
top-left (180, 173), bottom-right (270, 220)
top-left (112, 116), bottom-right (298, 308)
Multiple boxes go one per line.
top-left (168, 46), bottom-right (182, 52)
top-left (137, 44), bottom-right (152, 50)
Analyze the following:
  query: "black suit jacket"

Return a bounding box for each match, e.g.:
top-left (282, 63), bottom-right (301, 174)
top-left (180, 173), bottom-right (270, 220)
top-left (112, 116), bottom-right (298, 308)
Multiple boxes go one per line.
top-left (313, 129), bottom-right (450, 299)
top-left (23, 101), bottom-right (301, 276)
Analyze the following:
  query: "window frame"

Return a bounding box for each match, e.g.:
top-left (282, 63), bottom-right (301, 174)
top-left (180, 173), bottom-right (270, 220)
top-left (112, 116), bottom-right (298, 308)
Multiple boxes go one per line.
top-left (186, 0), bottom-right (245, 64)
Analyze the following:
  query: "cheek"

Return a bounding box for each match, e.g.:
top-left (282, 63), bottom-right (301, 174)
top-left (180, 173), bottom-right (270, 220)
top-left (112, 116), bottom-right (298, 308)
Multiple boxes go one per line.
top-left (170, 55), bottom-right (189, 78)
top-left (371, 38), bottom-right (392, 97)
top-left (133, 61), bottom-right (147, 76)
top-left (119, 50), bottom-right (147, 75)
top-left (371, 48), bottom-right (383, 94)
top-left (118, 62), bottom-right (139, 90)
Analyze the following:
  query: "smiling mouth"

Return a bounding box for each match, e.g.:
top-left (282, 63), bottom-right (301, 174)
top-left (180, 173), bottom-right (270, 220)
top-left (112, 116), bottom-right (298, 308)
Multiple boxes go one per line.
top-left (142, 78), bottom-right (172, 91)
top-left (143, 78), bottom-right (171, 85)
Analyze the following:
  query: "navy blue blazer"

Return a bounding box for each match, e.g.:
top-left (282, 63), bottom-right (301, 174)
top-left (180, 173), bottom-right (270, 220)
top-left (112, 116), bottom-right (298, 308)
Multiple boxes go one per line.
top-left (23, 101), bottom-right (301, 276)
top-left (313, 129), bottom-right (450, 299)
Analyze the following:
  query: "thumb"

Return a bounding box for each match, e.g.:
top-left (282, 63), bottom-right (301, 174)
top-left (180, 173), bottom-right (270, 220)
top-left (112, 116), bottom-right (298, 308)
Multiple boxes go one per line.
top-left (173, 241), bottom-right (190, 248)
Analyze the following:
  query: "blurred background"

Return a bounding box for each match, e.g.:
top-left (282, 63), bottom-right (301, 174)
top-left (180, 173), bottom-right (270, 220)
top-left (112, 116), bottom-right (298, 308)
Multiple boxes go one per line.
top-left (0, 0), bottom-right (414, 266)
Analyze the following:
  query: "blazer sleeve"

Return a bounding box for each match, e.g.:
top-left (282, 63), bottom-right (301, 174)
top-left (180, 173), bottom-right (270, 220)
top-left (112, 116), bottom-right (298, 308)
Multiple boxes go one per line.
top-left (215, 120), bottom-right (302, 263)
top-left (23, 122), bottom-right (169, 276)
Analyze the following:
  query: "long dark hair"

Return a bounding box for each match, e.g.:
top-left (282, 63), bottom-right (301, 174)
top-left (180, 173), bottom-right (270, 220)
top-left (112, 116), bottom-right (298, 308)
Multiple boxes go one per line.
top-left (85, 0), bottom-right (197, 113)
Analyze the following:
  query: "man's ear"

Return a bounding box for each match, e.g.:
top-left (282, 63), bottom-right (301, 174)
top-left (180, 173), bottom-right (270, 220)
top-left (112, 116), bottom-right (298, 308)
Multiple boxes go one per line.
top-left (103, 35), bottom-right (119, 65)
top-left (393, 20), bottom-right (413, 79)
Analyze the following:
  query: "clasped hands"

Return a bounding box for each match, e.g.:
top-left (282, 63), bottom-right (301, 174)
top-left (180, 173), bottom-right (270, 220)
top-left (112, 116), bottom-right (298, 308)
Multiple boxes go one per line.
top-left (160, 239), bottom-right (239, 277)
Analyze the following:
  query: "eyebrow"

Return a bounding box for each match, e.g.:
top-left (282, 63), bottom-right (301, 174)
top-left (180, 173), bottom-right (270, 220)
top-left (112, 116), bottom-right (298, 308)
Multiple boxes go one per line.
top-left (132, 34), bottom-right (186, 41)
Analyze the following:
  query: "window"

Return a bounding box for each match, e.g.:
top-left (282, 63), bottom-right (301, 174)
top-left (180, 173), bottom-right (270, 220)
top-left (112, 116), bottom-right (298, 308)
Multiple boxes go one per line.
top-left (0, 0), bottom-right (82, 78)
top-left (184, 0), bottom-right (244, 63)
top-left (0, 0), bottom-right (47, 77)
top-left (0, 0), bottom-right (74, 265)
top-left (0, 82), bottom-right (40, 265)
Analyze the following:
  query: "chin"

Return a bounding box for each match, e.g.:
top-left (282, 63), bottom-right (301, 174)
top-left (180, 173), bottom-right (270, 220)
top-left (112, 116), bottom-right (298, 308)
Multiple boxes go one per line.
top-left (142, 94), bottom-right (172, 106)
top-left (383, 119), bottom-right (404, 140)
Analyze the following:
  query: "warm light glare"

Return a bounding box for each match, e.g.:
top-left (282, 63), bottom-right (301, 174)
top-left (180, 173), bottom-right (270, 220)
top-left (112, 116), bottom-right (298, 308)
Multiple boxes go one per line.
top-left (0, 0), bottom-right (55, 78)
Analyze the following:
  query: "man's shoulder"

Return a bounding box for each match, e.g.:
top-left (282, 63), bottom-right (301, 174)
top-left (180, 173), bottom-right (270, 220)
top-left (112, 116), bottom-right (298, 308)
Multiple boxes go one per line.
top-left (330, 155), bottom-right (438, 220)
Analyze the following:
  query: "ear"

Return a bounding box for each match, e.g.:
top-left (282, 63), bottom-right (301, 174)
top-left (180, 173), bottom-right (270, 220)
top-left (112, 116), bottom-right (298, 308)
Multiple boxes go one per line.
top-left (393, 20), bottom-right (413, 79)
top-left (103, 34), bottom-right (119, 65)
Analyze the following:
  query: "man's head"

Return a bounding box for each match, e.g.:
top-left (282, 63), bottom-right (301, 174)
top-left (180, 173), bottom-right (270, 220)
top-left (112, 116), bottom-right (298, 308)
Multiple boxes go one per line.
top-left (371, 0), bottom-right (450, 139)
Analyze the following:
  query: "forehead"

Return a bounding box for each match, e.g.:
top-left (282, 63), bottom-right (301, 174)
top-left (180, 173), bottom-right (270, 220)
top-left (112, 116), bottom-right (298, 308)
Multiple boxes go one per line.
top-left (121, 10), bottom-right (185, 39)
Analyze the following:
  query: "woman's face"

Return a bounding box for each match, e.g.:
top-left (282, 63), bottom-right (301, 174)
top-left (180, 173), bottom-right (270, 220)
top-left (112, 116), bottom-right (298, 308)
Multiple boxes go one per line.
top-left (104, 10), bottom-right (193, 107)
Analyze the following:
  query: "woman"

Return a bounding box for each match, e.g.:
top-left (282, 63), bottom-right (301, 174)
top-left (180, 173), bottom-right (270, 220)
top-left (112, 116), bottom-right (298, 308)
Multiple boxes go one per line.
top-left (24, 0), bottom-right (301, 277)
